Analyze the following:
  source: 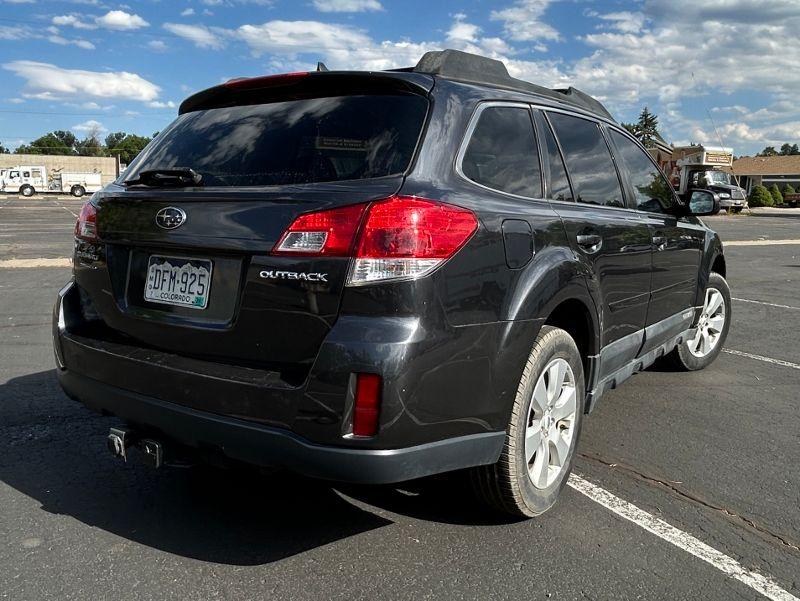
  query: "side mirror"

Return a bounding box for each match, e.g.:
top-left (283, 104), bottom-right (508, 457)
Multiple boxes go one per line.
top-left (686, 190), bottom-right (720, 216)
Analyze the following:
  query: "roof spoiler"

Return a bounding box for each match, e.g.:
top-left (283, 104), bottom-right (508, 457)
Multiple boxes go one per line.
top-left (411, 49), bottom-right (613, 121)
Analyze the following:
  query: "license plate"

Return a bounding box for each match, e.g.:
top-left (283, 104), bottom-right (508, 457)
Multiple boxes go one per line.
top-left (144, 255), bottom-right (212, 309)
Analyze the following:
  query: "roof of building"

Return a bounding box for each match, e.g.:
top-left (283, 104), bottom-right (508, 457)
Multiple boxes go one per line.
top-left (728, 155), bottom-right (800, 176)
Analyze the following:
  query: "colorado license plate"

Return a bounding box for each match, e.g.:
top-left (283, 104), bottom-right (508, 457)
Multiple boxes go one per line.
top-left (144, 255), bottom-right (212, 309)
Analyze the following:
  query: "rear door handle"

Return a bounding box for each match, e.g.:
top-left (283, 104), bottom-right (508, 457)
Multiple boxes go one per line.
top-left (576, 233), bottom-right (602, 253)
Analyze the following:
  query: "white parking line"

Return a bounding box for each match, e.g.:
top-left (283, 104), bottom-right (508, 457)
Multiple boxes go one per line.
top-left (724, 239), bottom-right (800, 246)
top-left (0, 258), bottom-right (72, 269)
top-left (722, 349), bottom-right (800, 370)
top-left (733, 298), bottom-right (800, 311)
top-left (568, 474), bottom-right (798, 601)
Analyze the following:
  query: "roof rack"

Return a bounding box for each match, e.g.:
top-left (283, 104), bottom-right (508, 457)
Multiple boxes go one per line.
top-left (410, 49), bottom-right (613, 121)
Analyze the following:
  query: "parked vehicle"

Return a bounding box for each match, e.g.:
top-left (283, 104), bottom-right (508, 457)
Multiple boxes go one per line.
top-left (53, 50), bottom-right (730, 517)
top-left (0, 165), bottom-right (102, 197)
top-left (654, 145), bottom-right (747, 213)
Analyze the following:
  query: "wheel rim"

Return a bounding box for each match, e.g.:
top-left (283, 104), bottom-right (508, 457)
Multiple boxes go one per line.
top-left (688, 287), bottom-right (726, 358)
top-left (525, 358), bottom-right (578, 489)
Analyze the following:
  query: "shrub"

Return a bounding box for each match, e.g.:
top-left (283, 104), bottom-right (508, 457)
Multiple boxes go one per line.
top-left (783, 184), bottom-right (796, 195)
top-left (769, 183), bottom-right (784, 205)
top-left (748, 185), bottom-right (773, 207)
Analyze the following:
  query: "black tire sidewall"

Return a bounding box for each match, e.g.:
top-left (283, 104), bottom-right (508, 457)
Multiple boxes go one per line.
top-left (513, 329), bottom-right (585, 515)
top-left (72, 186), bottom-right (85, 198)
top-left (20, 185), bottom-right (34, 197)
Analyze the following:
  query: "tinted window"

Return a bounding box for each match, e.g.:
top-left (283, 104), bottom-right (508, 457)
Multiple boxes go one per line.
top-left (462, 106), bottom-right (541, 197)
top-left (124, 95), bottom-right (428, 187)
top-left (547, 113), bottom-right (624, 208)
top-left (535, 112), bottom-right (573, 202)
top-left (610, 130), bottom-right (678, 214)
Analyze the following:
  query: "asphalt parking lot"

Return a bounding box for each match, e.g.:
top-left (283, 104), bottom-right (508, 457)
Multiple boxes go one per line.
top-left (1, 195), bottom-right (798, 600)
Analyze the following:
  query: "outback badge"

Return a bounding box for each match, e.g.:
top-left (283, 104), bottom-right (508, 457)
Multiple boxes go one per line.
top-left (259, 270), bottom-right (328, 282)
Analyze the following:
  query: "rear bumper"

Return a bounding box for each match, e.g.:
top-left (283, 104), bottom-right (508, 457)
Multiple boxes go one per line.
top-left (57, 369), bottom-right (504, 484)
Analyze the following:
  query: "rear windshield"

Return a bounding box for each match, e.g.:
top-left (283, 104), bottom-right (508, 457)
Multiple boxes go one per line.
top-left (123, 94), bottom-right (428, 187)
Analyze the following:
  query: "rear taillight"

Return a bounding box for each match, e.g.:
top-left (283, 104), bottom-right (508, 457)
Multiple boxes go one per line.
top-left (353, 373), bottom-right (382, 437)
top-left (350, 196), bottom-right (478, 286)
top-left (273, 203), bottom-right (367, 256)
top-left (272, 196), bottom-right (477, 285)
top-left (75, 202), bottom-right (98, 242)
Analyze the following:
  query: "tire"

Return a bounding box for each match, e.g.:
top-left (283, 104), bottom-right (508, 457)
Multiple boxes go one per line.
top-left (472, 326), bottom-right (585, 517)
top-left (730, 207), bottom-right (743, 214)
top-left (71, 185), bottom-right (86, 198)
top-left (668, 272), bottom-right (731, 371)
top-left (20, 185), bottom-right (35, 197)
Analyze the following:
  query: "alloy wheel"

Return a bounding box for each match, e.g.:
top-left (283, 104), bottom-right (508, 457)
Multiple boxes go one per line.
top-left (688, 288), bottom-right (726, 358)
top-left (525, 358), bottom-right (578, 489)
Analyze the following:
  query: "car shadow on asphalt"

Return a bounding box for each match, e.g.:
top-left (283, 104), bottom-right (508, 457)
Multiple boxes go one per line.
top-left (0, 370), bottom-right (512, 566)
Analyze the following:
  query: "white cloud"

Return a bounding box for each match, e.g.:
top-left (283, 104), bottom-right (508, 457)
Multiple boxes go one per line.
top-left (52, 15), bottom-right (97, 30)
top-left (490, 0), bottom-right (560, 42)
top-left (0, 25), bottom-right (34, 40)
top-left (148, 40), bottom-right (168, 52)
top-left (3, 61), bottom-right (161, 103)
top-left (95, 10), bottom-right (149, 30)
top-left (312, 0), bottom-right (383, 12)
top-left (181, 8), bottom-right (195, 16)
top-left (72, 119), bottom-right (107, 134)
top-left (147, 100), bottom-right (177, 109)
top-left (52, 10), bottom-right (148, 31)
top-left (163, 23), bottom-right (225, 49)
top-left (447, 14), bottom-right (480, 44)
top-left (47, 35), bottom-right (96, 50)
top-left (594, 11), bottom-right (646, 34)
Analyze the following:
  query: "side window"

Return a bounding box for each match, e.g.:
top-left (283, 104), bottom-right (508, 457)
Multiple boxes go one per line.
top-left (547, 112), bottom-right (624, 208)
top-left (31, 169), bottom-right (42, 179)
top-left (461, 105), bottom-right (541, 198)
top-left (610, 130), bottom-right (678, 214)
top-left (23, 171), bottom-right (30, 178)
top-left (10, 171), bottom-right (19, 178)
top-left (534, 111), bottom-right (573, 202)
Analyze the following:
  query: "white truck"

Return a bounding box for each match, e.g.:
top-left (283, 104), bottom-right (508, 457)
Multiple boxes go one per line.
top-left (0, 165), bottom-right (103, 198)
top-left (653, 145), bottom-right (747, 213)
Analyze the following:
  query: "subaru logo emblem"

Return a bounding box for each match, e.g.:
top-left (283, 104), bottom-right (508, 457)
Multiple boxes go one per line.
top-left (155, 207), bottom-right (186, 230)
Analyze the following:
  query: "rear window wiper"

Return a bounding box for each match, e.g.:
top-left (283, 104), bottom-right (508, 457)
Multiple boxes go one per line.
top-left (123, 167), bottom-right (203, 188)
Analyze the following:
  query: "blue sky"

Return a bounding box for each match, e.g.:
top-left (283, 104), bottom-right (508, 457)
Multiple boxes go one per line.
top-left (2, 0), bottom-right (798, 156)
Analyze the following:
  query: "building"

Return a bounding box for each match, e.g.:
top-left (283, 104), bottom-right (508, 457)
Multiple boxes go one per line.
top-left (0, 153), bottom-right (120, 187)
top-left (726, 155), bottom-right (800, 193)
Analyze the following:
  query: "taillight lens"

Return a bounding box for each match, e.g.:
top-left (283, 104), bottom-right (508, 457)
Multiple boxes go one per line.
top-left (75, 202), bottom-right (98, 242)
top-left (350, 196), bottom-right (477, 286)
top-left (272, 196), bottom-right (477, 285)
top-left (353, 373), bottom-right (382, 437)
top-left (273, 203), bottom-right (367, 256)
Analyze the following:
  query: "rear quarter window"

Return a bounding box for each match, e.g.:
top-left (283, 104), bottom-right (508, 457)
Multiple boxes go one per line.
top-left (460, 105), bottom-right (542, 198)
top-left (124, 94), bottom-right (428, 187)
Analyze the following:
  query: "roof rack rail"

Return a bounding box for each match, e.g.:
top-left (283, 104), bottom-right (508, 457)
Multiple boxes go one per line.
top-left (410, 49), bottom-right (613, 121)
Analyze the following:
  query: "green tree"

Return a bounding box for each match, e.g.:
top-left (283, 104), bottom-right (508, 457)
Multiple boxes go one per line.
top-left (105, 132), bottom-right (152, 164)
top-left (634, 107), bottom-right (661, 148)
top-left (782, 183), bottom-right (795, 195)
top-left (748, 185), bottom-right (773, 207)
top-left (757, 146), bottom-right (778, 157)
top-left (621, 122), bottom-right (638, 137)
top-left (15, 131), bottom-right (77, 155)
top-left (779, 143), bottom-right (800, 156)
top-left (768, 183), bottom-right (784, 205)
top-left (0, 143), bottom-right (9, 154)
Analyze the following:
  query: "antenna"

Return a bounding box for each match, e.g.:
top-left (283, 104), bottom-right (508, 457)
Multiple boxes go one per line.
top-left (691, 71), bottom-right (746, 207)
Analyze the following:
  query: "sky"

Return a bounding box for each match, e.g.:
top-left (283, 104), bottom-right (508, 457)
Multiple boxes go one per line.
top-left (1, 0), bottom-right (798, 157)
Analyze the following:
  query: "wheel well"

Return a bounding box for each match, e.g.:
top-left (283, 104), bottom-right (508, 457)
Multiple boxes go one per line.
top-left (711, 254), bottom-right (726, 277)
top-left (544, 299), bottom-right (595, 386)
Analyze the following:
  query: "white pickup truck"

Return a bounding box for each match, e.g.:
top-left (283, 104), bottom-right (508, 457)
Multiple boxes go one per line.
top-left (0, 165), bottom-right (103, 197)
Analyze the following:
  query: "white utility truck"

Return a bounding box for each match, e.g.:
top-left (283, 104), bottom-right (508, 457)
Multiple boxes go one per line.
top-left (653, 145), bottom-right (747, 213)
top-left (0, 165), bottom-right (103, 197)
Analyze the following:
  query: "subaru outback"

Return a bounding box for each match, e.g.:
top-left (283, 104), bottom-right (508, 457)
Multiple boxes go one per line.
top-left (53, 49), bottom-right (731, 516)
